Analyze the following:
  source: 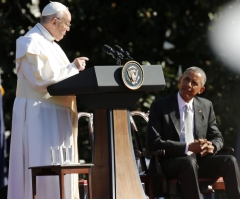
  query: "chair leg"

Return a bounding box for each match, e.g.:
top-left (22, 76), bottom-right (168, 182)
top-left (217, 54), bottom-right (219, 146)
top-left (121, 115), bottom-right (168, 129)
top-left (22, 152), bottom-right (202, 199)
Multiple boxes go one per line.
top-left (147, 180), bottom-right (155, 199)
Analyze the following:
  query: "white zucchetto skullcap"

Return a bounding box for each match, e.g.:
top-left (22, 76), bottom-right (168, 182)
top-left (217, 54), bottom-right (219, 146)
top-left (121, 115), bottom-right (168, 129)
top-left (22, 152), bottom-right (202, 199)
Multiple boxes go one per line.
top-left (42, 2), bottom-right (67, 16)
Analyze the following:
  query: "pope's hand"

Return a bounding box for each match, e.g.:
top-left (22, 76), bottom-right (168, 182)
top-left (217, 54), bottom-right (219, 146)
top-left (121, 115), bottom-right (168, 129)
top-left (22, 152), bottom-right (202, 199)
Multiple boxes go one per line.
top-left (73, 57), bottom-right (89, 71)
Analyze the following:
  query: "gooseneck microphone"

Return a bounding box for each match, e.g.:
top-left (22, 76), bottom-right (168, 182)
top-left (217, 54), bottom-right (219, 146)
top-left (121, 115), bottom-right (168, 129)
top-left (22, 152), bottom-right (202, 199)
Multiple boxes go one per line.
top-left (102, 44), bottom-right (122, 60)
top-left (113, 45), bottom-right (133, 60)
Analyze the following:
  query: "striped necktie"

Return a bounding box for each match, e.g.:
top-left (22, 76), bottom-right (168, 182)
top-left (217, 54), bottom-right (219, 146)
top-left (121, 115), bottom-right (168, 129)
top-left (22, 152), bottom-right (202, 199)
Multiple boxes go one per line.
top-left (184, 105), bottom-right (194, 155)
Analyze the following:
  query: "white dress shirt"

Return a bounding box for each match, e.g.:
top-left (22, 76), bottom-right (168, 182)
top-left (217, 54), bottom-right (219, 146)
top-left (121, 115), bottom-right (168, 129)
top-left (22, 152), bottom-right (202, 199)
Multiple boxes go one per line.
top-left (177, 92), bottom-right (194, 154)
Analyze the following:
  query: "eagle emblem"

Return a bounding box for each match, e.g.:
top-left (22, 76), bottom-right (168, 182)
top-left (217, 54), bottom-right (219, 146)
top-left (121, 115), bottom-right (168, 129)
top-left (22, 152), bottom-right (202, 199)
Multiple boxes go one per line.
top-left (127, 66), bottom-right (140, 85)
top-left (122, 61), bottom-right (144, 90)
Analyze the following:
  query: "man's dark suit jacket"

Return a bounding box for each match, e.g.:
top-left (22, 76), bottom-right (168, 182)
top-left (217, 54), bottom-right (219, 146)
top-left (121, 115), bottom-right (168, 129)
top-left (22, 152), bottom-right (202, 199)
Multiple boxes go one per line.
top-left (147, 93), bottom-right (224, 157)
top-left (147, 93), bottom-right (224, 195)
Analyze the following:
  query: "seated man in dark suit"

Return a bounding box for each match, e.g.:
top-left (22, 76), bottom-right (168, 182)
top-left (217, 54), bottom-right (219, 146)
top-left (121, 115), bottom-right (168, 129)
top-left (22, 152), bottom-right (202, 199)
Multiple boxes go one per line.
top-left (147, 66), bottom-right (240, 199)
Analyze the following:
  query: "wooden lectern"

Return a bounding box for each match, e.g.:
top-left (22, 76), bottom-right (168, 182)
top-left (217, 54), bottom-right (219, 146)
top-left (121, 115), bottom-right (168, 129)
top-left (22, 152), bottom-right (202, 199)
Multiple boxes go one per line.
top-left (47, 65), bottom-right (165, 199)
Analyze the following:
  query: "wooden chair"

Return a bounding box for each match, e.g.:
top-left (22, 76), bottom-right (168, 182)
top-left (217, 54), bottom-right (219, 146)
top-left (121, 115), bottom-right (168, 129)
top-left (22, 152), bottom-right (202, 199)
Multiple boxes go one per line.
top-left (78, 112), bottom-right (94, 162)
top-left (130, 111), bottom-right (158, 199)
top-left (77, 112), bottom-right (94, 199)
top-left (130, 110), bottom-right (234, 199)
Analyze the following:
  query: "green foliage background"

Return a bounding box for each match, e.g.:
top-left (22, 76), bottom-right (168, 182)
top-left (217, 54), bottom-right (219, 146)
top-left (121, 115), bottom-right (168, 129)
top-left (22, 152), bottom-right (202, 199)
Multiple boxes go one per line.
top-left (1, 0), bottom-right (240, 164)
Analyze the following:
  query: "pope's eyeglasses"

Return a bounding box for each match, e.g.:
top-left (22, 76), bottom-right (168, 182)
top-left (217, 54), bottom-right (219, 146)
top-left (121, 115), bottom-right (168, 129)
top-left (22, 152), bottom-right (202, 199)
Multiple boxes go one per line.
top-left (56, 18), bottom-right (71, 28)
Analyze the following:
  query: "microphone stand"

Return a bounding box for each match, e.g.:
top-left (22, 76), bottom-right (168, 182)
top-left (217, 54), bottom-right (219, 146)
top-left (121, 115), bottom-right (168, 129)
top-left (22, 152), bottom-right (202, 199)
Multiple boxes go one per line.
top-left (116, 58), bottom-right (121, 66)
top-left (115, 51), bottom-right (122, 66)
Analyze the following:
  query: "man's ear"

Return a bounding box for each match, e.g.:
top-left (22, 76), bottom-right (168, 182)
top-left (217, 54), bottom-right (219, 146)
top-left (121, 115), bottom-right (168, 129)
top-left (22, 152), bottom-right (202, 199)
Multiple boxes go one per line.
top-left (52, 18), bottom-right (57, 26)
top-left (177, 76), bottom-right (182, 88)
top-left (178, 76), bottom-right (182, 83)
top-left (198, 86), bottom-right (205, 94)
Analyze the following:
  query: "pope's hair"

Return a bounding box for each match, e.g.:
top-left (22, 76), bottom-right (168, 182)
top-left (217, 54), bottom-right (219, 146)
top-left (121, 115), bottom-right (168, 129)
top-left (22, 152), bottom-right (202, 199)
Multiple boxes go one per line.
top-left (40, 11), bottom-right (64, 24)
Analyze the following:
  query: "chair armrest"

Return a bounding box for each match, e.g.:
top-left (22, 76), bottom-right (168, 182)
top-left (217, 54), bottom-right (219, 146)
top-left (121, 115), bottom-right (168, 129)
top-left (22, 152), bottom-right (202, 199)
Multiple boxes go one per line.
top-left (216, 147), bottom-right (234, 155)
top-left (134, 150), bottom-right (165, 158)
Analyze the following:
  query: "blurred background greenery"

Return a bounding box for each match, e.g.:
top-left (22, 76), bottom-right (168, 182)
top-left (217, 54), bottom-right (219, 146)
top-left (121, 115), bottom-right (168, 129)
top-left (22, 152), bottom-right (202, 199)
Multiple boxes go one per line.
top-left (1, 0), bottom-right (240, 169)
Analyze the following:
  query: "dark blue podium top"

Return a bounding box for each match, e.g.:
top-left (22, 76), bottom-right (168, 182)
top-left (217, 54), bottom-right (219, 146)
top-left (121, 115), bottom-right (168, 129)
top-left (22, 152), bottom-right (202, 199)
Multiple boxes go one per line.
top-left (47, 65), bottom-right (165, 110)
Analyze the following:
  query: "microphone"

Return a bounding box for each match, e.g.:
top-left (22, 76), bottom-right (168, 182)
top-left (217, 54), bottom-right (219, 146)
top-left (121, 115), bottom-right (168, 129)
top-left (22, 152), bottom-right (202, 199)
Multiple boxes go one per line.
top-left (123, 51), bottom-right (133, 60)
top-left (113, 45), bottom-right (133, 60)
top-left (102, 44), bottom-right (122, 60)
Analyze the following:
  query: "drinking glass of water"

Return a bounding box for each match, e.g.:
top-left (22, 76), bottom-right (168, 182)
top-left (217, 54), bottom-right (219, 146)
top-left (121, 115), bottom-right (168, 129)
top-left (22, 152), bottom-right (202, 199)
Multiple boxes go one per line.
top-left (50, 146), bottom-right (60, 165)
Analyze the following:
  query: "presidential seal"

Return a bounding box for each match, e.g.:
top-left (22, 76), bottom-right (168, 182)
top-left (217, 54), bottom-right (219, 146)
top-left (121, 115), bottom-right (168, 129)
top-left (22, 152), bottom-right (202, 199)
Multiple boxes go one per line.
top-left (122, 61), bottom-right (144, 90)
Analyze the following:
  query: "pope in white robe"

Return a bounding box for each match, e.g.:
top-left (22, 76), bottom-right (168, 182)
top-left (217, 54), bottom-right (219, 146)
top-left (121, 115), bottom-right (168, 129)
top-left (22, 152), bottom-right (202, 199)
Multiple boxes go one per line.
top-left (7, 2), bottom-right (88, 199)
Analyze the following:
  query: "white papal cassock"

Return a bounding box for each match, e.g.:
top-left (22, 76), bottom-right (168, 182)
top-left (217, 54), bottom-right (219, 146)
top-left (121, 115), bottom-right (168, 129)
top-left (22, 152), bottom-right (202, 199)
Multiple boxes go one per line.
top-left (8, 23), bottom-right (80, 199)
